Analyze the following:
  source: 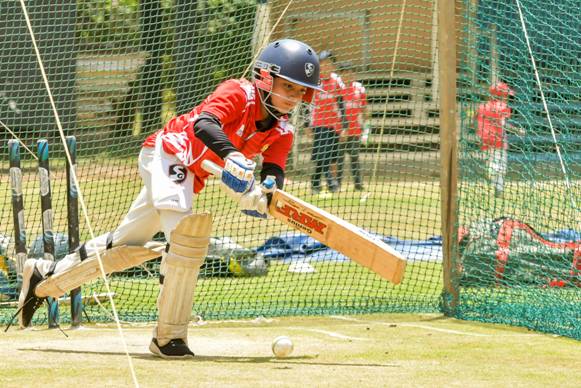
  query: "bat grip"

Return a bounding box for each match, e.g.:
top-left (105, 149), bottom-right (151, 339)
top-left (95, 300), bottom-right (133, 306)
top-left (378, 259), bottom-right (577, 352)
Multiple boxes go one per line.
top-left (201, 160), bottom-right (223, 177)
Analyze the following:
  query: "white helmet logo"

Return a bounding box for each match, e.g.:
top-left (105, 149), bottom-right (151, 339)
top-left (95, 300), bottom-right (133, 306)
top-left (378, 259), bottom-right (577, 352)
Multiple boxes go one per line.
top-left (305, 63), bottom-right (315, 77)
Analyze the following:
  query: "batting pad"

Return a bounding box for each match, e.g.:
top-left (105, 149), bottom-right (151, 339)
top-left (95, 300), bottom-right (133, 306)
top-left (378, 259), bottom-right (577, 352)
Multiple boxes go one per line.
top-left (35, 243), bottom-right (165, 298)
top-left (155, 212), bottom-right (212, 346)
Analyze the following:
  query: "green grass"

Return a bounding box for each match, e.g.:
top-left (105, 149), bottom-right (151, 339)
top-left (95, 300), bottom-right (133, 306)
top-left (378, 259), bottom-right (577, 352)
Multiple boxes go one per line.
top-left (0, 259), bottom-right (443, 332)
top-left (24, 261), bottom-right (442, 325)
top-left (1, 313), bottom-right (579, 387)
top-left (0, 156), bottom-right (444, 329)
top-left (459, 179), bottom-right (580, 231)
top-left (1, 157), bottom-right (579, 341)
top-left (0, 158), bottom-right (443, 244)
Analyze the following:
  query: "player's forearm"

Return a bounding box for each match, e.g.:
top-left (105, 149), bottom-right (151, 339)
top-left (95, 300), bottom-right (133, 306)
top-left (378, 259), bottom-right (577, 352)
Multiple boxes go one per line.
top-left (193, 112), bottom-right (238, 159)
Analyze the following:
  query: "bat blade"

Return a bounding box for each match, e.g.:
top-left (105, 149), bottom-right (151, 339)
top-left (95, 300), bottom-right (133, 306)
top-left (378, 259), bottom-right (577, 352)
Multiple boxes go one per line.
top-left (201, 160), bottom-right (406, 284)
top-left (269, 190), bottom-right (406, 284)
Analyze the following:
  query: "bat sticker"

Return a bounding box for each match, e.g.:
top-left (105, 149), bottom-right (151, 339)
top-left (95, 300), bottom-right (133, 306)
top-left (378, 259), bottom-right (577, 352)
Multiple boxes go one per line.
top-left (274, 200), bottom-right (328, 237)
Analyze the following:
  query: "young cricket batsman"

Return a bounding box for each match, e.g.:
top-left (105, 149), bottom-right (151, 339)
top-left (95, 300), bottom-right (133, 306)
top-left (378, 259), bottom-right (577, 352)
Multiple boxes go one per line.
top-left (15, 39), bottom-right (322, 359)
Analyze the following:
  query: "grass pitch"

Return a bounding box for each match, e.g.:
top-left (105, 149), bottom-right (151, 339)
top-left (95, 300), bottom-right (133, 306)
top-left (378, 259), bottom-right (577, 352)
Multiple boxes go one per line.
top-left (1, 313), bottom-right (580, 387)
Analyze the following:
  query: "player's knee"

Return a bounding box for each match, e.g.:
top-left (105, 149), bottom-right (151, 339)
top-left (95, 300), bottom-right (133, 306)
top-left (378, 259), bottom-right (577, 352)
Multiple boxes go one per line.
top-left (159, 209), bottom-right (193, 240)
top-left (167, 212), bottom-right (212, 263)
top-left (166, 242), bottom-right (207, 269)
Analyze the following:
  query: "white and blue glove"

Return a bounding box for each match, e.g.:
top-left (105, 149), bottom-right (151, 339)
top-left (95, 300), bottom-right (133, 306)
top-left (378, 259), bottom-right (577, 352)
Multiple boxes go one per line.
top-left (221, 152), bottom-right (256, 197)
top-left (241, 176), bottom-right (276, 219)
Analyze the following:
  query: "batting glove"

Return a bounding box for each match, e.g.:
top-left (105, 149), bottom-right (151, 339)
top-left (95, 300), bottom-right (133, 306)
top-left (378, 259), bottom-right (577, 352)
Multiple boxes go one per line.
top-left (240, 176), bottom-right (276, 219)
top-left (221, 152), bottom-right (256, 196)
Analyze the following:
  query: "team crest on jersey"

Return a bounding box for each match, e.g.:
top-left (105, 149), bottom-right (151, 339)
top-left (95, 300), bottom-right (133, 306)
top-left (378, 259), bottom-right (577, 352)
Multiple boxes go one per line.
top-left (261, 144), bottom-right (270, 152)
top-left (168, 164), bottom-right (187, 183)
top-left (305, 63), bottom-right (315, 77)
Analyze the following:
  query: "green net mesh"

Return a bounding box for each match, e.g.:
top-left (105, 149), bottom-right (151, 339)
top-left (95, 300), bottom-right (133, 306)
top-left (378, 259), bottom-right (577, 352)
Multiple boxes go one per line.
top-left (0, 0), bottom-right (578, 340)
top-left (456, 0), bottom-right (580, 339)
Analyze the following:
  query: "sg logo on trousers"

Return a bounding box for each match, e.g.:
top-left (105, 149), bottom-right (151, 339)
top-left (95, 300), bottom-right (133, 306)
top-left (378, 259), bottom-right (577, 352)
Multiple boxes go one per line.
top-left (168, 164), bottom-right (187, 183)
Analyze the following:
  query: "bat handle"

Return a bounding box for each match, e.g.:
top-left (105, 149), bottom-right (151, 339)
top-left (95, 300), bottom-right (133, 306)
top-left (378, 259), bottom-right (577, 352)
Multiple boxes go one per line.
top-left (201, 160), bottom-right (223, 178)
top-left (261, 175), bottom-right (276, 194)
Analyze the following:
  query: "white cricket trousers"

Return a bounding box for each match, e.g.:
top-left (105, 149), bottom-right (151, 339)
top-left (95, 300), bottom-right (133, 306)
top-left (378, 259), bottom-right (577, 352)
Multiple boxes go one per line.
top-left (486, 148), bottom-right (507, 193)
top-left (41, 141), bottom-right (195, 276)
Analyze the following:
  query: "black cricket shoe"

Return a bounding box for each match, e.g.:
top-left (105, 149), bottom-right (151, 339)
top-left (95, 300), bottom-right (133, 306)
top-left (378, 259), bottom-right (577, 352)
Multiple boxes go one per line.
top-left (18, 259), bottom-right (47, 328)
top-left (149, 338), bottom-right (195, 359)
top-left (4, 259), bottom-right (47, 331)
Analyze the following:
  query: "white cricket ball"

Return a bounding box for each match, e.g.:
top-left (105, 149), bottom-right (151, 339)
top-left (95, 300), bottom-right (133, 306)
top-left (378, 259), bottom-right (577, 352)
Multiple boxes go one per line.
top-left (271, 336), bottom-right (294, 358)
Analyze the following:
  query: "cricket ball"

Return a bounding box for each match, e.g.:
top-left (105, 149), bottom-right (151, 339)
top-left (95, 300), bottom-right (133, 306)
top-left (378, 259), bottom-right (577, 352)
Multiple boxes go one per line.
top-left (271, 336), bottom-right (293, 358)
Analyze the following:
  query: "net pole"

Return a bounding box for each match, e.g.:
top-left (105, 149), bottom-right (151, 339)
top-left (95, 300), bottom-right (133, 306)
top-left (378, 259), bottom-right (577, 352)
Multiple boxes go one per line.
top-left (438, 0), bottom-right (459, 313)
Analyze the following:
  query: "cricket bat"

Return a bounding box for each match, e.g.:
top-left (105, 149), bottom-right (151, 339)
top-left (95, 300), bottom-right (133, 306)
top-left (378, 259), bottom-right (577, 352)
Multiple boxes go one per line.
top-left (202, 160), bottom-right (406, 284)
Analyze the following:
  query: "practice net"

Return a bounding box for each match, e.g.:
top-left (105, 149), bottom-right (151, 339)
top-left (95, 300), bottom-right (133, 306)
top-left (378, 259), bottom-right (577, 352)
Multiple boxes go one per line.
top-left (0, 0), bottom-right (578, 340)
top-left (455, 0), bottom-right (580, 339)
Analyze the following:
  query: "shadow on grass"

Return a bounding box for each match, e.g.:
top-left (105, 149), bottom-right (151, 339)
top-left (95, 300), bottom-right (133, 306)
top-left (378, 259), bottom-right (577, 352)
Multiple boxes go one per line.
top-left (19, 348), bottom-right (400, 368)
top-left (418, 314), bottom-right (451, 322)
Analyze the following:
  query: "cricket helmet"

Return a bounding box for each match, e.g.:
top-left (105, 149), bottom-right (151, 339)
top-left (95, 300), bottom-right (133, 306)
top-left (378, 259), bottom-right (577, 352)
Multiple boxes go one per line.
top-left (254, 39), bottom-right (323, 104)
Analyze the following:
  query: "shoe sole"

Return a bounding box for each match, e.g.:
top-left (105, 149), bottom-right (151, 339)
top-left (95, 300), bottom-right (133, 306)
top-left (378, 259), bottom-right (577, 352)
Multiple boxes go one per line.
top-left (149, 340), bottom-right (195, 360)
top-left (17, 261), bottom-right (36, 329)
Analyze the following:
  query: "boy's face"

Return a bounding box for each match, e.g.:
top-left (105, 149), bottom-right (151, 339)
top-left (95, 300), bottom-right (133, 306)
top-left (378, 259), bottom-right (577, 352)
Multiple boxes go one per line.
top-left (269, 77), bottom-right (308, 114)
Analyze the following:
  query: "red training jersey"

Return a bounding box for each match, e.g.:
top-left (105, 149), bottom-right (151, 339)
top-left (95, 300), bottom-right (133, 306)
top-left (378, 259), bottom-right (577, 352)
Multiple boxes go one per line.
top-left (343, 81), bottom-right (367, 136)
top-left (475, 100), bottom-right (512, 150)
top-left (143, 79), bottom-right (294, 193)
top-left (310, 72), bottom-right (345, 132)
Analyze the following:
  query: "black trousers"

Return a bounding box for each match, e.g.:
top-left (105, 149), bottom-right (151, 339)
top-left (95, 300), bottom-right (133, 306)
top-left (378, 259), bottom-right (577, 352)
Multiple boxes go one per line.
top-left (337, 135), bottom-right (362, 188)
top-left (311, 127), bottom-right (339, 191)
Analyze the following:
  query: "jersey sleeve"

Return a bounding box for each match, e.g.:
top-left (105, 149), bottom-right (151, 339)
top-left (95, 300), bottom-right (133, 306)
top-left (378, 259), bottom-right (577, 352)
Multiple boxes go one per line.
top-left (199, 80), bottom-right (247, 125)
top-left (261, 128), bottom-right (294, 171)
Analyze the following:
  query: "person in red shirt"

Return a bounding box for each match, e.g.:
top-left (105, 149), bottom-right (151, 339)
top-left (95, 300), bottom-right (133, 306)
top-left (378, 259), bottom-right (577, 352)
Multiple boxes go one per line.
top-left (17, 39), bottom-right (322, 358)
top-left (335, 62), bottom-right (369, 191)
top-left (475, 82), bottom-right (524, 197)
top-left (308, 49), bottom-right (346, 194)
